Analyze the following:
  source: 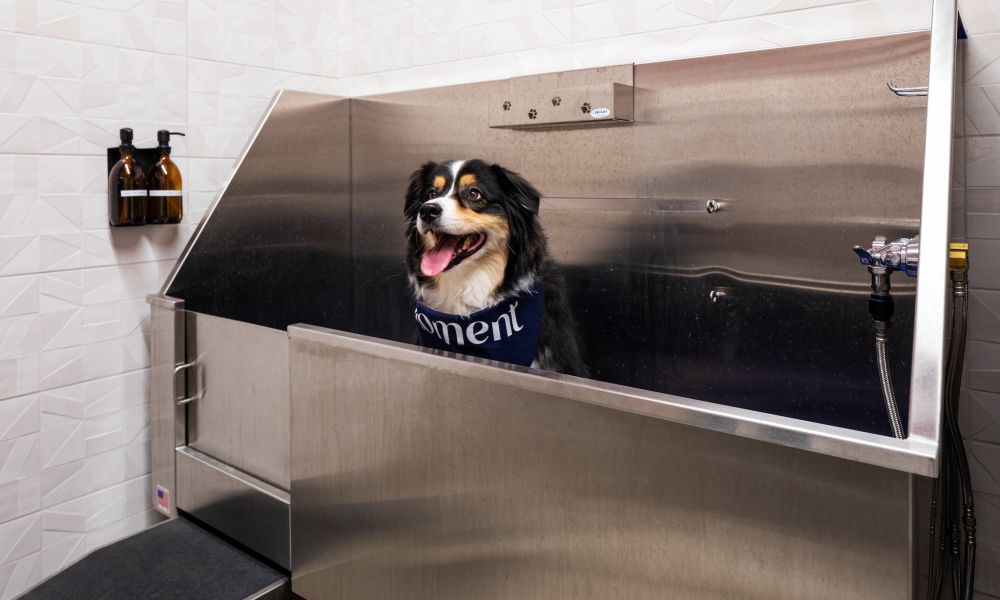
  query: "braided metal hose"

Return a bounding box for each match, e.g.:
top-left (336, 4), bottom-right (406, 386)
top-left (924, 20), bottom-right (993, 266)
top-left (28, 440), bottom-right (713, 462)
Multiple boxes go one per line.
top-left (874, 321), bottom-right (904, 439)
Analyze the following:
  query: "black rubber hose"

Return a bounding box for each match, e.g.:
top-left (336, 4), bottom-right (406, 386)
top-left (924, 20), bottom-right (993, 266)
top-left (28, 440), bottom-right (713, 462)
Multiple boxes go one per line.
top-left (927, 272), bottom-right (975, 600)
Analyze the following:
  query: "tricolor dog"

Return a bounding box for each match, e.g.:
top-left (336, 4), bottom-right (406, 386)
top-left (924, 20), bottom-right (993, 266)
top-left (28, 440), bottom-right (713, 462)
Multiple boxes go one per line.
top-left (404, 159), bottom-right (586, 376)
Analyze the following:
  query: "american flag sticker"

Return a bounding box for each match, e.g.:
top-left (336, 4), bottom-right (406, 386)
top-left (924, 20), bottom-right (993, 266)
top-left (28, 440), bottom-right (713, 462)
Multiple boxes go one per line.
top-left (156, 485), bottom-right (171, 514)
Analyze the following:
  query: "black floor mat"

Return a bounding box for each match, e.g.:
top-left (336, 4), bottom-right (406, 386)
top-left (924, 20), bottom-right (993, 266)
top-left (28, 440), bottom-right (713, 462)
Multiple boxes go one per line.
top-left (21, 518), bottom-right (285, 600)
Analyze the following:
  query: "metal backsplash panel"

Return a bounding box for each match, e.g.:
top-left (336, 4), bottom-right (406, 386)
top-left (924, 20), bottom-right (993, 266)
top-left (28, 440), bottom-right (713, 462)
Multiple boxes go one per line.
top-left (164, 90), bottom-right (352, 332)
top-left (349, 33), bottom-right (930, 435)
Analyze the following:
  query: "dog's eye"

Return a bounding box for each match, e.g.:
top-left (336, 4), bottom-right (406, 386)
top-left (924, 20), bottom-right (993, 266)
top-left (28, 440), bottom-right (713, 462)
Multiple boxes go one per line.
top-left (427, 189), bottom-right (439, 199)
top-left (468, 188), bottom-right (482, 201)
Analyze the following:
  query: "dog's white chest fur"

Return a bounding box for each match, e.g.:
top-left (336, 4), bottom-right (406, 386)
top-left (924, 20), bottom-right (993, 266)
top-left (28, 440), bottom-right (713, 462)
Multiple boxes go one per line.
top-left (416, 254), bottom-right (506, 316)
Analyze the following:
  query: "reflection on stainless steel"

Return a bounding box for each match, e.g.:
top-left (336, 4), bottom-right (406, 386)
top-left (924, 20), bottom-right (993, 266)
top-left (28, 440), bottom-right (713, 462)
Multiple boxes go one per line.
top-left (241, 580), bottom-right (294, 600)
top-left (176, 446), bottom-right (291, 569)
top-left (908, 0), bottom-right (959, 449)
top-left (146, 294), bottom-right (185, 518)
top-left (291, 325), bottom-right (936, 475)
top-left (349, 33), bottom-right (931, 435)
top-left (159, 35), bottom-right (936, 436)
top-left (289, 326), bottom-right (914, 599)
top-left (164, 90), bottom-right (352, 332)
top-left (186, 311), bottom-right (291, 490)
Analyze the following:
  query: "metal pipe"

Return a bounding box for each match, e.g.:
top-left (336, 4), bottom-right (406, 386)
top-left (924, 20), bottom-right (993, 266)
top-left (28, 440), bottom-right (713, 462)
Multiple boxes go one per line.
top-left (874, 321), bottom-right (905, 439)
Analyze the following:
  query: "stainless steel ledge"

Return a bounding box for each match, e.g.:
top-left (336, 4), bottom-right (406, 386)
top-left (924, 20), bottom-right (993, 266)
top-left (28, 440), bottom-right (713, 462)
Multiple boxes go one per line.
top-left (288, 324), bottom-right (937, 476)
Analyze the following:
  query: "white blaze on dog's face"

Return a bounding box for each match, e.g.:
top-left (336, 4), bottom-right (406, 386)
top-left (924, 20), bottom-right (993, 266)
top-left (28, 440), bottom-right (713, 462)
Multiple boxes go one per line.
top-left (410, 160), bottom-right (514, 315)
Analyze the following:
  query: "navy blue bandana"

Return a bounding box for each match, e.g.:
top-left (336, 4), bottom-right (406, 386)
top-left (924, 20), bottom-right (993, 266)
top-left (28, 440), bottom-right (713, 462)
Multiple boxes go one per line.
top-left (414, 283), bottom-right (545, 367)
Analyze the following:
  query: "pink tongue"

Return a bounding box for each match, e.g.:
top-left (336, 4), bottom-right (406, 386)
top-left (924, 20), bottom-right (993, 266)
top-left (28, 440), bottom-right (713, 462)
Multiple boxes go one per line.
top-left (421, 235), bottom-right (460, 277)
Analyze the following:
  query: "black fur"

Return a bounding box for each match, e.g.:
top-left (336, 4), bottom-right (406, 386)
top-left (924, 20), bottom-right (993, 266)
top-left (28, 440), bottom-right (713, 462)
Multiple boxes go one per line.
top-left (404, 159), bottom-right (586, 377)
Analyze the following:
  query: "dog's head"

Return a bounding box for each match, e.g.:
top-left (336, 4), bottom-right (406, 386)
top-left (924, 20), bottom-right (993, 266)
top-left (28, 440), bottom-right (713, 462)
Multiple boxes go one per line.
top-left (404, 160), bottom-right (546, 310)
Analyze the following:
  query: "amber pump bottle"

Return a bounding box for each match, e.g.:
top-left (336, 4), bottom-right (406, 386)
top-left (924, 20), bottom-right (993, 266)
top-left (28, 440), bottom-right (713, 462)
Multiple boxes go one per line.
top-left (108, 128), bottom-right (147, 226)
top-left (148, 130), bottom-right (185, 224)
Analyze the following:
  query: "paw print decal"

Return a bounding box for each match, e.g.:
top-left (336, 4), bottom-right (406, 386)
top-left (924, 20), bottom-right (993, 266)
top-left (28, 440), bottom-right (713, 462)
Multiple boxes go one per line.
top-left (551, 96), bottom-right (561, 106)
top-left (528, 108), bottom-right (537, 119)
top-left (502, 100), bottom-right (511, 111)
top-left (581, 102), bottom-right (591, 114)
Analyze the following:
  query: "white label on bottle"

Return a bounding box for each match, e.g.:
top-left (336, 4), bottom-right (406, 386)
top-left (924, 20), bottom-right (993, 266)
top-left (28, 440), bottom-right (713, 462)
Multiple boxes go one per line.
top-left (149, 190), bottom-right (183, 197)
top-left (120, 190), bottom-right (146, 197)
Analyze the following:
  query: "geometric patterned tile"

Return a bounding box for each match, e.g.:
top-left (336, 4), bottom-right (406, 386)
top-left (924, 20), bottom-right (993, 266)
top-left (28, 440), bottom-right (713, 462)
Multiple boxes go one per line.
top-left (971, 289), bottom-right (1000, 343)
top-left (968, 340), bottom-right (1000, 394)
top-left (963, 389), bottom-right (1000, 443)
top-left (0, 435), bottom-right (39, 486)
top-left (0, 395), bottom-right (39, 441)
top-left (0, 550), bottom-right (42, 600)
top-left (959, 0), bottom-right (1000, 36)
top-left (970, 440), bottom-right (1000, 496)
top-left (969, 238), bottom-right (1000, 290)
top-left (0, 514), bottom-right (40, 565)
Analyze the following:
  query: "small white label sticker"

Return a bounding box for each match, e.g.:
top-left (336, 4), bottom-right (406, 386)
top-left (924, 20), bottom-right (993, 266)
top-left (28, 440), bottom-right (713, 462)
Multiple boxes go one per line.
top-left (120, 190), bottom-right (146, 197)
top-left (149, 190), bottom-right (183, 197)
top-left (590, 107), bottom-right (611, 118)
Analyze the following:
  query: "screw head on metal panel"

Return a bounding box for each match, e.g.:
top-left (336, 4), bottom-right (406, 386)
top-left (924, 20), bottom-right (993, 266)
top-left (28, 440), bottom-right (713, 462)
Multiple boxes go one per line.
top-left (706, 199), bottom-right (720, 213)
top-left (502, 100), bottom-right (511, 111)
top-left (528, 108), bottom-right (537, 119)
top-left (551, 96), bottom-right (561, 106)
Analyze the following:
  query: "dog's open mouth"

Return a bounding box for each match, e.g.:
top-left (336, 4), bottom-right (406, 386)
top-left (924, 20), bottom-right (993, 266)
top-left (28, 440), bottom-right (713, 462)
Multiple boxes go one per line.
top-left (421, 231), bottom-right (487, 277)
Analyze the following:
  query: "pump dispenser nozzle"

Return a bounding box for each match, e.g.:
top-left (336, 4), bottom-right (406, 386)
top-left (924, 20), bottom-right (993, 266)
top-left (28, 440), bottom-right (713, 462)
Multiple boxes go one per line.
top-left (156, 130), bottom-right (185, 152)
top-left (119, 127), bottom-right (134, 147)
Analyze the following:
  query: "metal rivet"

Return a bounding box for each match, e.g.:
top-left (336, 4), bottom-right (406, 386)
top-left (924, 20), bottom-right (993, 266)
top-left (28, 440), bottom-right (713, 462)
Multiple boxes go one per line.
top-left (706, 199), bottom-right (720, 214)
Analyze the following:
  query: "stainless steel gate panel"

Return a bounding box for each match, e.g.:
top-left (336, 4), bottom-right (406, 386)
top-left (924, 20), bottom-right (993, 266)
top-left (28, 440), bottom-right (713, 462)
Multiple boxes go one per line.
top-left (175, 447), bottom-right (291, 569)
top-left (186, 311), bottom-right (290, 490)
top-left (288, 326), bottom-right (914, 600)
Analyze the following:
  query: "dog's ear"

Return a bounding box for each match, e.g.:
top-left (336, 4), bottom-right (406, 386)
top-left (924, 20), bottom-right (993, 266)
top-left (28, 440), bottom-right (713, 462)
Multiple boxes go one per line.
top-left (404, 162), bottom-right (435, 217)
top-left (491, 164), bottom-right (541, 215)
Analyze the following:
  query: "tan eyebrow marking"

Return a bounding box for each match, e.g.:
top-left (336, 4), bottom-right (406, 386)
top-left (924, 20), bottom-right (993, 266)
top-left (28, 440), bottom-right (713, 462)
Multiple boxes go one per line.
top-left (433, 175), bottom-right (446, 190)
top-left (459, 174), bottom-right (477, 187)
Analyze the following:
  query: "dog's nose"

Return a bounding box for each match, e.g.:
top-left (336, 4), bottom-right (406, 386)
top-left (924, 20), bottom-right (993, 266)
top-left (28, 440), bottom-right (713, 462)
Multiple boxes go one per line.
top-left (419, 202), bottom-right (442, 222)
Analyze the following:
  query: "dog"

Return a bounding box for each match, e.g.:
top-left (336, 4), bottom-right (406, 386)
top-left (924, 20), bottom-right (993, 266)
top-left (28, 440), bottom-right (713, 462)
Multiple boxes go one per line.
top-left (404, 159), bottom-right (586, 377)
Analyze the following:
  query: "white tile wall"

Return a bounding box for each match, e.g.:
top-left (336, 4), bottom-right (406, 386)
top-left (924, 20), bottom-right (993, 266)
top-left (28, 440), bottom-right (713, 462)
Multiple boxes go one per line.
top-left (962, 0), bottom-right (1000, 596)
top-left (3, 0), bottom-right (1000, 597)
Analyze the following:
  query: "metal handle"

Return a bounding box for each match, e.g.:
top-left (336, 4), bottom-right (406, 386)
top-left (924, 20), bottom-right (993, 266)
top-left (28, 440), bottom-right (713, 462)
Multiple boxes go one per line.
top-left (887, 82), bottom-right (928, 97)
top-left (173, 361), bottom-right (199, 406)
top-left (176, 392), bottom-right (202, 406)
top-left (173, 361), bottom-right (196, 376)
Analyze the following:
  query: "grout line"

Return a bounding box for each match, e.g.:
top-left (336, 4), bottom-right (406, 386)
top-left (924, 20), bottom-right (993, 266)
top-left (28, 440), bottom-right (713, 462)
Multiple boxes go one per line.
top-left (0, 365), bottom-right (152, 406)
